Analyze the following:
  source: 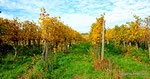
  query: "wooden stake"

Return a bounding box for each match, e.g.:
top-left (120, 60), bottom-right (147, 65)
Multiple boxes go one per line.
top-left (101, 13), bottom-right (105, 61)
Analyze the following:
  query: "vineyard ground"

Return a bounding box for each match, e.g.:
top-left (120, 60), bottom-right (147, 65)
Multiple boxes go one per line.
top-left (0, 43), bottom-right (150, 79)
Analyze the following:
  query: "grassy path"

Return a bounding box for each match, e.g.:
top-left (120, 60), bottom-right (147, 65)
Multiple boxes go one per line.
top-left (50, 43), bottom-right (104, 79)
top-left (1, 43), bottom-right (150, 79)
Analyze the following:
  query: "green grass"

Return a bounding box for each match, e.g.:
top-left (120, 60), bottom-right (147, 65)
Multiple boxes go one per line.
top-left (0, 56), bottom-right (32, 79)
top-left (0, 43), bottom-right (149, 79)
top-left (105, 53), bottom-right (150, 78)
top-left (104, 43), bottom-right (150, 79)
top-left (48, 43), bottom-right (103, 79)
top-left (0, 53), bottom-right (40, 79)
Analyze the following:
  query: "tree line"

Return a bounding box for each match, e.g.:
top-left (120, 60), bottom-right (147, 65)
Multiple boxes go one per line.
top-left (0, 8), bottom-right (86, 60)
top-left (89, 14), bottom-right (150, 60)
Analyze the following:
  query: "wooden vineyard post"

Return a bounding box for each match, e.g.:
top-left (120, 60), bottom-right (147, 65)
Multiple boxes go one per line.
top-left (148, 17), bottom-right (150, 59)
top-left (101, 13), bottom-right (105, 61)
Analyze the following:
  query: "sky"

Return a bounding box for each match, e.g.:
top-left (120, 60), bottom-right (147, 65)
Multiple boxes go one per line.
top-left (0, 0), bottom-right (150, 33)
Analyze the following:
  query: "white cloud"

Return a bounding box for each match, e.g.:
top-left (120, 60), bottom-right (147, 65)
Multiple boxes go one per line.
top-left (69, 9), bottom-right (75, 13)
top-left (61, 13), bottom-right (96, 33)
top-left (104, 0), bottom-right (150, 28)
top-left (0, 13), bottom-right (14, 20)
top-left (0, 0), bottom-right (5, 3)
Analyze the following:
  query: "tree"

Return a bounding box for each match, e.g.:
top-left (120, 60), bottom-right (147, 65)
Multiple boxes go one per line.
top-left (89, 13), bottom-right (105, 61)
top-left (39, 8), bottom-right (85, 61)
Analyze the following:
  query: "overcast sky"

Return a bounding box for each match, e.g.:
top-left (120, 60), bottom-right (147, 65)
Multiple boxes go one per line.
top-left (0, 0), bottom-right (150, 33)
